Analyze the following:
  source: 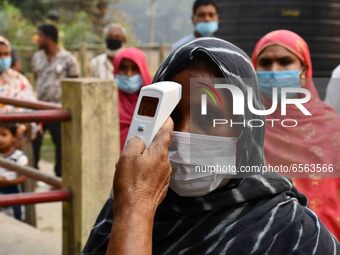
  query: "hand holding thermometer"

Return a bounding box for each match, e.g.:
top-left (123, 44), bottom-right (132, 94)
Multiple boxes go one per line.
top-left (124, 81), bottom-right (182, 148)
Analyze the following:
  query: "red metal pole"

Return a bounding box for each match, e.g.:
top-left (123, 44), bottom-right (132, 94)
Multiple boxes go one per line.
top-left (0, 109), bottom-right (71, 123)
top-left (0, 190), bottom-right (72, 206)
top-left (0, 96), bottom-right (61, 110)
top-left (0, 158), bottom-right (62, 188)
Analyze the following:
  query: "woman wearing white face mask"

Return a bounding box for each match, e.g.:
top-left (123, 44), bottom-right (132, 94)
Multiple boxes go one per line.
top-left (83, 38), bottom-right (339, 255)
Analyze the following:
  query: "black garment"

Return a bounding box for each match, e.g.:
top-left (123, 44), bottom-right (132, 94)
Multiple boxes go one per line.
top-left (33, 122), bottom-right (61, 177)
top-left (83, 175), bottom-right (339, 255)
top-left (0, 185), bottom-right (23, 221)
top-left (82, 38), bottom-right (340, 254)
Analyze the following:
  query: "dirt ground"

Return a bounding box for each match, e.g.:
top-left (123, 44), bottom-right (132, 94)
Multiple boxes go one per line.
top-left (35, 160), bottom-right (62, 251)
top-left (0, 160), bottom-right (62, 255)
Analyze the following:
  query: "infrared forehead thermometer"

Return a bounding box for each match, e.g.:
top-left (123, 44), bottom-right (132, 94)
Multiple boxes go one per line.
top-left (125, 81), bottom-right (182, 147)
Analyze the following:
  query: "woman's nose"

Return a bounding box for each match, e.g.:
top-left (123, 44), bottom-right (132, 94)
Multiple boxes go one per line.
top-left (126, 68), bottom-right (134, 77)
top-left (270, 62), bottom-right (283, 72)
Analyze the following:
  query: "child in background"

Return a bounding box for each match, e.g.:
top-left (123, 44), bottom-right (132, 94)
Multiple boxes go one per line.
top-left (0, 123), bottom-right (28, 221)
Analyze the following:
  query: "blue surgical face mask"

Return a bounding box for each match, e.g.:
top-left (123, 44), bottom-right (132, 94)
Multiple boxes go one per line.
top-left (256, 70), bottom-right (301, 99)
top-left (0, 57), bottom-right (12, 73)
top-left (116, 74), bottom-right (143, 94)
top-left (195, 21), bottom-right (218, 37)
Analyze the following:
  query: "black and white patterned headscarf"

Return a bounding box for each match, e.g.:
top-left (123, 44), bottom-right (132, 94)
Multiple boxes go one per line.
top-left (82, 38), bottom-right (339, 255)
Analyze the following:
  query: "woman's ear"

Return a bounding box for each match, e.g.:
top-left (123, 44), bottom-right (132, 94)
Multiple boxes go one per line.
top-left (300, 65), bottom-right (307, 79)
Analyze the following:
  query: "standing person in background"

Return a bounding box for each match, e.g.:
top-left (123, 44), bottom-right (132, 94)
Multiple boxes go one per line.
top-left (31, 24), bottom-right (79, 177)
top-left (90, 23), bottom-right (127, 80)
top-left (325, 65), bottom-right (340, 113)
top-left (171, 0), bottom-right (219, 51)
top-left (0, 36), bottom-right (35, 112)
top-left (113, 48), bottom-right (152, 150)
top-left (0, 36), bottom-right (36, 149)
top-left (252, 29), bottom-right (340, 239)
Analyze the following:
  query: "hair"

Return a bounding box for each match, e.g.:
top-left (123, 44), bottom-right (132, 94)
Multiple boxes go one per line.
top-left (103, 23), bottom-right (127, 38)
top-left (183, 52), bottom-right (223, 76)
top-left (0, 123), bottom-right (17, 136)
top-left (47, 10), bottom-right (60, 23)
top-left (193, 0), bottom-right (219, 15)
top-left (38, 24), bottom-right (58, 43)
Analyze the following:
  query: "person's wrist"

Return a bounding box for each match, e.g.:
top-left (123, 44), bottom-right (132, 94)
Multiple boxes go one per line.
top-left (114, 199), bottom-right (156, 221)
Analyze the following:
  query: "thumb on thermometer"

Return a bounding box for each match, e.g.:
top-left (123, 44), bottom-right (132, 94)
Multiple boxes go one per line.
top-left (150, 117), bottom-right (174, 153)
top-left (123, 136), bottom-right (146, 156)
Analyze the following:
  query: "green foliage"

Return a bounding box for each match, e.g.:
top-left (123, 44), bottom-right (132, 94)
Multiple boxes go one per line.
top-left (3, 0), bottom-right (48, 23)
top-left (59, 11), bottom-right (98, 47)
top-left (0, 1), bottom-right (103, 47)
top-left (0, 1), bottom-right (36, 46)
top-left (0, 0), bottom-right (125, 47)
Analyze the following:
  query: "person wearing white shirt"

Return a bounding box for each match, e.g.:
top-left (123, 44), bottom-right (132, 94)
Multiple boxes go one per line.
top-left (325, 65), bottom-right (340, 113)
top-left (90, 23), bottom-right (127, 80)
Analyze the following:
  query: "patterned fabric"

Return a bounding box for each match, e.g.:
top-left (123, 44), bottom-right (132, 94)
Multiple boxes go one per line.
top-left (82, 38), bottom-right (339, 254)
top-left (252, 30), bottom-right (340, 239)
top-left (0, 149), bottom-right (28, 180)
top-left (31, 48), bottom-right (79, 103)
top-left (0, 69), bottom-right (36, 112)
top-left (325, 64), bottom-right (340, 113)
top-left (89, 53), bottom-right (115, 80)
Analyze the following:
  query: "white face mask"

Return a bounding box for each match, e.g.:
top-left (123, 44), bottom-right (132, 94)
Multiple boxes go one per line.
top-left (169, 131), bottom-right (238, 197)
top-left (106, 48), bottom-right (119, 57)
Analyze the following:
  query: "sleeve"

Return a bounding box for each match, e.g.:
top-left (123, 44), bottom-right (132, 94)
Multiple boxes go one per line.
top-left (16, 153), bottom-right (29, 166)
top-left (325, 66), bottom-right (340, 113)
top-left (19, 74), bottom-right (36, 101)
top-left (81, 197), bottom-right (114, 255)
top-left (89, 57), bottom-right (97, 77)
top-left (31, 52), bottom-right (38, 74)
top-left (66, 54), bottom-right (80, 78)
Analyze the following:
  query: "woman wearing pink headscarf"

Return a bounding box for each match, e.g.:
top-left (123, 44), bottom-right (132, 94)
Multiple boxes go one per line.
top-left (113, 48), bottom-right (152, 150)
top-left (252, 30), bottom-right (340, 239)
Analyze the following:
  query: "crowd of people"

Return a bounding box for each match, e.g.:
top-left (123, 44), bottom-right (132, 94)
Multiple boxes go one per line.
top-left (0, 0), bottom-right (339, 253)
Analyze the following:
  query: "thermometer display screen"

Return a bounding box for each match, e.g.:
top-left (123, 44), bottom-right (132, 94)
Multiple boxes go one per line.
top-left (138, 96), bottom-right (159, 117)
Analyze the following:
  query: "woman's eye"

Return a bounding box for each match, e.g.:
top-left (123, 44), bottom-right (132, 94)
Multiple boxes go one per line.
top-left (192, 106), bottom-right (224, 129)
top-left (279, 58), bottom-right (294, 66)
top-left (119, 66), bottom-right (127, 72)
top-left (259, 59), bottom-right (272, 67)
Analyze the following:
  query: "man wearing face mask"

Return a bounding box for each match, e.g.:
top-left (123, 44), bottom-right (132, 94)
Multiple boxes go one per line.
top-left (171, 0), bottom-right (219, 51)
top-left (90, 23), bottom-right (127, 80)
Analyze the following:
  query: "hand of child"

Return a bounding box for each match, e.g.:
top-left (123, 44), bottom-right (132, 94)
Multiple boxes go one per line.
top-left (0, 176), bottom-right (10, 187)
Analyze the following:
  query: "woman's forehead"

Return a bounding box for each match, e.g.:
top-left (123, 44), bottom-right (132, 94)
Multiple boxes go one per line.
top-left (120, 58), bottom-right (137, 66)
top-left (258, 45), bottom-right (299, 60)
top-left (0, 43), bottom-right (10, 53)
